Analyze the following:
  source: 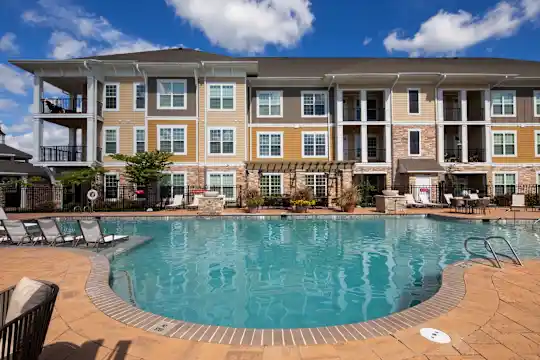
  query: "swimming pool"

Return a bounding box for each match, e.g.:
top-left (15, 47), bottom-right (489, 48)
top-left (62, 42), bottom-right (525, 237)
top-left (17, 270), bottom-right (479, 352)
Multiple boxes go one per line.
top-left (91, 217), bottom-right (539, 329)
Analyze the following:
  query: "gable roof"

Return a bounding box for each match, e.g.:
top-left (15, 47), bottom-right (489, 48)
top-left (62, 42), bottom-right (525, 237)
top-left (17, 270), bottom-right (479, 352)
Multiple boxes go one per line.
top-left (80, 47), bottom-right (234, 62)
top-left (0, 144), bottom-right (32, 160)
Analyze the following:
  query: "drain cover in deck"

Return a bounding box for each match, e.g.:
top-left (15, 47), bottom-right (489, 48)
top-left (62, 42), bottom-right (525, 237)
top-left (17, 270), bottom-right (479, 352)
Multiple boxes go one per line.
top-left (420, 328), bottom-right (451, 343)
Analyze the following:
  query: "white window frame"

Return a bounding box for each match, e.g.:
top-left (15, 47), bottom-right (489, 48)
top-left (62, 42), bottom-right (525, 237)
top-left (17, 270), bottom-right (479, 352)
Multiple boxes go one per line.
top-left (408, 129), bottom-right (421, 156)
top-left (208, 127), bottom-right (236, 156)
top-left (534, 90), bottom-right (540, 117)
top-left (157, 125), bottom-right (187, 155)
top-left (104, 172), bottom-right (119, 200)
top-left (157, 79), bottom-right (187, 110)
top-left (305, 173), bottom-right (327, 198)
top-left (492, 130), bottom-right (517, 157)
top-left (206, 171), bottom-right (236, 200)
top-left (103, 82), bottom-right (120, 111)
top-left (407, 88), bottom-right (421, 115)
top-left (257, 131), bottom-right (283, 159)
top-left (493, 172), bottom-right (518, 196)
top-left (256, 90), bottom-right (283, 118)
top-left (302, 131), bottom-right (328, 158)
top-left (207, 83), bottom-right (236, 111)
top-left (160, 171), bottom-right (187, 197)
top-left (259, 173), bottom-right (283, 197)
top-left (491, 90), bottom-right (516, 117)
top-left (536, 130), bottom-right (540, 157)
top-left (103, 126), bottom-right (120, 155)
top-left (133, 126), bottom-right (146, 154)
top-left (301, 90), bottom-right (328, 118)
top-left (133, 82), bottom-right (146, 111)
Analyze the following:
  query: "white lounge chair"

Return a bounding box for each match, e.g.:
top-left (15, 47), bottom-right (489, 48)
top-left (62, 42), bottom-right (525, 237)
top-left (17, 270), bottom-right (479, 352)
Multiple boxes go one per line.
top-left (510, 194), bottom-right (526, 210)
top-left (419, 193), bottom-right (443, 207)
top-left (2, 220), bottom-right (44, 246)
top-left (404, 193), bottom-right (425, 208)
top-left (186, 194), bottom-right (202, 210)
top-left (468, 193), bottom-right (479, 200)
top-left (443, 193), bottom-right (454, 206)
top-left (37, 219), bottom-right (82, 246)
top-left (165, 194), bottom-right (184, 209)
top-left (76, 219), bottom-right (129, 248)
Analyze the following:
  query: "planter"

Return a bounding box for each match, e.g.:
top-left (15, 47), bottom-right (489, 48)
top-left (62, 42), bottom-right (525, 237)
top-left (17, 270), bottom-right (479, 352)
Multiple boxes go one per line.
top-left (246, 206), bottom-right (259, 214)
top-left (382, 190), bottom-right (399, 196)
top-left (293, 206), bottom-right (308, 213)
top-left (342, 204), bottom-right (356, 213)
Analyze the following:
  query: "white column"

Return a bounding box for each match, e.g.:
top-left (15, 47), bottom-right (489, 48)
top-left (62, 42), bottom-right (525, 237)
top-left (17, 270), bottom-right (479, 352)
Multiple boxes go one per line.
top-left (436, 89), bottom-right (444, 122)
top-left (437, 125), bottom-right (445, 163)
top-left (20, 176), bottom-right (27, 209)
top-left (485, 125), bottom-right (492, 163)
top-left (461, 124), bottom-right (468, 163)
top-left (361, 124), bottom-right (368, 163)
top-left (33, 119), bottom-right (43, 162)
top-left (484, 89), bottom-right (491, 121)
top-left (384, 89), bottom-right (391, 122)
top-left (336, 89), bottom-right (344, 161)
top-left (68, 128), bottom-right (77, 147)
top-left (385, 124), bottom-right (391, 163)
top-left (32, 76), bottom-right (43, 114)
top-left (86, 76), bottom-right (95, 114)
top-left (86, 118), bottom-right (94, 162)
top-left (360, 90), bottom-right (367, 122)
top-left (336, 126), bottom-right (344, 161)
top-left (460, 90), bottom-right (467, 121)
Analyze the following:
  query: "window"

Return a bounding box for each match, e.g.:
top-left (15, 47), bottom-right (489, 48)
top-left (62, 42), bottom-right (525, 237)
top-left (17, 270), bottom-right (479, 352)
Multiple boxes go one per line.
top-left (104, 127), bottom-right (119, 155)
top-left (491, 91), bottom-right (516, 116)
top-left (302, 132), bottom-right (328, 157)
top-left (133, 83), bottom-right (145, 110)
top-left (258, 132), bottom-right (282, 158)
top-left (160, 173), bottom-right (186, 197)
top-left (367, 136), bottom-right (377, 159)
top-left (493, 131), bottom-right (516, 156)
top-left (158, 126), bottom-right (186, 155)
top-left (134, 127), bottom-right (145, 153)
top-left (494, 173), bottom-right (516, 196)
top-left (536, 131), bottom-right (540, 157)
top-left (408, 89), bottom-right (420, 115)
top-left (209, 128), bottom-right (235, 155)
top-left (208, 83), bottom-right (235, 110)
top-left (302, 91), bottom-right (327, 117)
top-left (104, 173), bottom-right (119, 199)
top-left (157, 79), bottom-right (186, 109)
top-left (408, 129), bottom-right (421, 156)
top-left (208, 172), bottom-right (235, 199)
top-left (535, 91), bottom-right (540, 117)
top-left (257, 91), bottom-right (282, 117)
top-left (260, 174), bottom-right (282, 197)
top-left (305, 174), bottom-right (327, 198)
top-left (104, 83), bottom-right (119, 110)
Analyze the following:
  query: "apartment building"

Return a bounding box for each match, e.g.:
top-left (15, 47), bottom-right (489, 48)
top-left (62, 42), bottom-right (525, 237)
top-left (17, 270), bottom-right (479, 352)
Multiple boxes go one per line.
top-left (10, 50), bottom-right (540, 202)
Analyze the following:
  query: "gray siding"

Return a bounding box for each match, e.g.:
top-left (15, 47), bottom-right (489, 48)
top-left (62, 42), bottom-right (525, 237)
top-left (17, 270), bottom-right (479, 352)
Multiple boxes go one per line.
top-left (491, 87), bottom-right (540, 123)
top-left (147, 77), bottom-right (197, 117)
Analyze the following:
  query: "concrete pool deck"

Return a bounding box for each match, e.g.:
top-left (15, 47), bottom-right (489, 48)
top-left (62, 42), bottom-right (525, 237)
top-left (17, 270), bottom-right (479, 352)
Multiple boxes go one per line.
top-left (2, 248), bottom-right (540, 359)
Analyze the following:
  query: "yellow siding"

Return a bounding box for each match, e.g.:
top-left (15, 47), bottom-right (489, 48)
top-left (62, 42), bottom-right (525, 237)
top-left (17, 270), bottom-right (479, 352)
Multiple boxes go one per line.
top-left (392, 85), bottom-right (435, 122)
top-left (102, 77), bottom-right (145, 162)
top-left (147, 120), bottom-right (197, 162)
top-left (251, 127), bottom-right (333, 161)
top-left (492, 126), bottom-right (540, 163)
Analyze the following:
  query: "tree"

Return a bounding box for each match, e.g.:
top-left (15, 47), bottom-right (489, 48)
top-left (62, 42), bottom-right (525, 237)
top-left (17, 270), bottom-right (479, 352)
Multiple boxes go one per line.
top-left (111, 150), bottom-right (173, 186)
top-left (58, 166), bottom-right (105, 187)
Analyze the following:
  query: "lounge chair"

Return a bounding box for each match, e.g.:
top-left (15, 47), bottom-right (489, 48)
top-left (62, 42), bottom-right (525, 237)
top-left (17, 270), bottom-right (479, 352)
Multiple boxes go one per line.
top-left (443, 193), bottom-right (453, 207)
top-left (510, 194), bottom-right (526, 211)
top-left (419, 193), bottom-right (443, 207)
top-left (37, 219), bottom-right (82, 246)
top-left (0, 207), bottom-right (7, 220)
top-left (2, 220), bottom-right (44, 246)
top-left (186, 194), bottom-right (202, 210)
top-left (75, 219), bottom-right (129, 248)
top-left (468, 193), bottom-right (479, 200)
top-left (404, 193), bottom-right (425, 208)
top-left (165, 194), bottom-right (184, 209)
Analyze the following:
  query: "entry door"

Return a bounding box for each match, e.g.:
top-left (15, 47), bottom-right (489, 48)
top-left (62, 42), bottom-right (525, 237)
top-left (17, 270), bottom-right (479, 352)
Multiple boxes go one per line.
top-left (414, 176), bottom-right (432, 201)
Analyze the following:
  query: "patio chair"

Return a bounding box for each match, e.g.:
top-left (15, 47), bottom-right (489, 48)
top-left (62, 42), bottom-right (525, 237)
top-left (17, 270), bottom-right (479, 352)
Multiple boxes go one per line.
top-left (468, 193), bottom-right (480, 200)
top-left (419, 193), bottom-right (443, 208)
top-left (75, 219), bottom-right (129, 248)
top-left (37, 219), bottom-right (82, 246)
top-left (443, 193), bottom-right (454, 207)
top-left (186, 194), bottom-right (202, 210)
top-left (0, 207), bottom-right (7, 220)
top-left (404, 193), bottom-right (425, 208)
top-left (0, 278), bottom-right (59, 360)
top-left (451, 197), bottom-right (465, 212)
top-left (165, 194), bottom-right (184, 209)
top-left (510, 194), bottom-right (526, 211)
top-left (1, 220), bottom-right (44, 246)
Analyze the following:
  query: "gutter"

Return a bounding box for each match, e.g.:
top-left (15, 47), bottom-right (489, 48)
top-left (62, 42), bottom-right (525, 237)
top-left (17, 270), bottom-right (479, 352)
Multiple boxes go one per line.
top-left (327, 76), bottom-right (335, 162)
top-left (490, 75), bottom-right (517, 89)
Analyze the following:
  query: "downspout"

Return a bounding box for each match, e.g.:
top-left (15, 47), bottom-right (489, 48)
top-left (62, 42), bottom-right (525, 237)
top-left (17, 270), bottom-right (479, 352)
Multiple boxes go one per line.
top-left (434, 74), bottom-right (447, 168)
top-left (194, 68), bottom-right (199, 175)
top-left (389, 74), bottom-right (400, 188)
top-left (327, 76), bottom-right (335, 161)
top-left (248, 82), bottom-right (252, 161)
top-left (201, 61), bottom-right (207, 186)
top-left (490, 75), bottom-right (512, 89)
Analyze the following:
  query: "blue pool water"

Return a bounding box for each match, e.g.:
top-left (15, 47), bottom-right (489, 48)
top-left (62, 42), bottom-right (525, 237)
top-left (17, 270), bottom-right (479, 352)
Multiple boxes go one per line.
top-left (74, 217), bottom-right (540, 329)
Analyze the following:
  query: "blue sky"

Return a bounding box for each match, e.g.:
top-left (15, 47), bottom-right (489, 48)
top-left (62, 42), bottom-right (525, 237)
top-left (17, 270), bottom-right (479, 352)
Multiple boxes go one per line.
top-left (0, 0), bottom-right (539, 156)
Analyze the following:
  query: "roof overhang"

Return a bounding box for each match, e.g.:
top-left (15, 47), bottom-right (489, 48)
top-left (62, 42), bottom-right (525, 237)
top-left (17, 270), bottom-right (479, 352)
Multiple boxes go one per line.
top-left (398, 159), bottom-right (445, 174)
top-left (202, 61), bottom-right (259, 75)
top-left (248, 76), bottom-right (327, 86)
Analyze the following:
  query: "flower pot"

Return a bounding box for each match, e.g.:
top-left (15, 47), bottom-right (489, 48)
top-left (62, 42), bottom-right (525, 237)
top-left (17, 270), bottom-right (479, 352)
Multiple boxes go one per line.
top-left (343, 204), bottom-right (356, 213)
top-left (246, 206), bottom-right (259, 214)
top-left (293, 206), bottom-right (308, 213)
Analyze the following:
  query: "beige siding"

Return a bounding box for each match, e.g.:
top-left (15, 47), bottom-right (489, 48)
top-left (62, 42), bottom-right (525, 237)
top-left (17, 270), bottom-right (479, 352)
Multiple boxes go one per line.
top-left (392, 85), bottom-right (436, 122)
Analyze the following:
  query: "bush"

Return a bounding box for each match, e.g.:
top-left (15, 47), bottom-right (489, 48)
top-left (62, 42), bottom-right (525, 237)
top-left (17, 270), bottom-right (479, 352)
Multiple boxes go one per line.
top-left (291, 187), bottom-right (313, 201)
top-left (493, 194), bottom-right (512, 206)
top-left (336, 186), bottom-right (359, 208)
top-left (525, 193), bottom-right (540, 207)
top-left (245, 189), bottom-right (264, 208)
top-left (33, 201), bottom-right (56, 212)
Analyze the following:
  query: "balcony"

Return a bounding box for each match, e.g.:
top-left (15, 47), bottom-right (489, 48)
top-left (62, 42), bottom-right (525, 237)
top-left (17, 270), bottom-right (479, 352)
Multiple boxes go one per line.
top-left (442, 90), bottom-right (484, 121)
top-left (343, 90), bottom-right (386, 122)
top-left (40, 146), bottom-right (87, 162)
top-left (444, 148), bottom-right (486, 163)
top-left (39, 98), bottom-right (103, 117)
top-left (344, 148), bottom-right (386, 163)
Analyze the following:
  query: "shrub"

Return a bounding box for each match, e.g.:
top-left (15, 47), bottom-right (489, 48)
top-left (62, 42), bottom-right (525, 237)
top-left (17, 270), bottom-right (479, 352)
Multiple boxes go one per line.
top-left (245, 189), bottom-right (264, 208)
top-left (336, 186), bottom-right (359, 208)
top-left (291, 187), bottom-right (313, 201)
top-left (525, 193), bottom-right (540, 207)
top-left (493, 194), bottom-right (512, 206)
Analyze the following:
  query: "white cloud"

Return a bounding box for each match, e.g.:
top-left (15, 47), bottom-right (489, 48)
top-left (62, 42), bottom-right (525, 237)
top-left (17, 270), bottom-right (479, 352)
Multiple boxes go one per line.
top-left (0, 65), bottom-right (29, 95)
top-left (363, 37), bottom-right (372, 46)
top-left (21, 10), bottom-right (47, 24)
top-left (2, 116), bottom-right (32, 134)
top-left (0, 33), bottom-right (19, 54)
top-left (165, 0), bottom-right (314, 53)
top-left (49, 31), bottom-right (88, 59)
top-left (0, 99), bottom-right (19, 110)
top-left (383, 0), bottom-right (540, 56)
top-left (5, 122), bottom-right (72, 160)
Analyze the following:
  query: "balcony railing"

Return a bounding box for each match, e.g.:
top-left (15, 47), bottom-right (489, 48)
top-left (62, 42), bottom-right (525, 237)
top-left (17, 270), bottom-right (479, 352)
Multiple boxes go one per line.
top-left (444, 148), bottom-right (486, 162)
top-left (443, 107), bottom-right (461, 121)
top-left (468, 148), bottom-right (486, 162)
top-left (40, 98), bottom-right (87, 114)
top-left (40, 146), bottom-right (86, 162)
top-left (444, 148), bottom-right (462, 162)
top-left (343, 107), bottom-right (385, 121)
top-left (343, 148), bottom-right (386, 162)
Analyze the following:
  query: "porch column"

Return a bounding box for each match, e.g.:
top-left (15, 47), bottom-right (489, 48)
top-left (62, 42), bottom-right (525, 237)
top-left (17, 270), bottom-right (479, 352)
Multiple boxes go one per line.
top-left (68, 128), bottom-right (77, 147)
top-left (484, 89), bottom-right (491, 121)
top-left (485, 125), bottom-right (493, 163)
top-left (86, 76), bottom-right (95, 114)
top-left (460, 90), bottom-right (467, 121)
top-left (385, 124), bottom-right (391, 163)
top-left (336, 88), bottom-right (344, 161)
top-left (32, 76), bottom-right (43, 114)
top-left (360, 90), bottom-right (367, 122)
top-left (20, 176), bottom-right (27, 210)
top-left (384, 89), bottom-right (391, 122)
top-left (361, 124), bottom-right (368, 163)
top-left (461, 125), bottom-right (468, 163)
top-left (436, 89), bottom-right (444, 122)
top-left (33, 119), bottom-right (43, 161)
top-left (437, 124), bottom-right (444, 163)
top-left (86, 118), bottom-right (95, 162)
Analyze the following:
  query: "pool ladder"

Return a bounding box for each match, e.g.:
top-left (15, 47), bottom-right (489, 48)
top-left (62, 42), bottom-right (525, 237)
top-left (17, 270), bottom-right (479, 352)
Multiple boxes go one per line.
top-left (533, 219), bottom-right (540, 228)
top-left (464, 236), bottom-right (523, 269)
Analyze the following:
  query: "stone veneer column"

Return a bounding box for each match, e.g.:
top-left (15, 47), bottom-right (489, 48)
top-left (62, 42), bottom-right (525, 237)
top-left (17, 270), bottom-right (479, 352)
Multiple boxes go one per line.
top-left (341, 169), bottom-right (353, 189)
top-left (246, 170), bottom-right (260, 192)
top-left (437, 124), bottom-right (444, 163)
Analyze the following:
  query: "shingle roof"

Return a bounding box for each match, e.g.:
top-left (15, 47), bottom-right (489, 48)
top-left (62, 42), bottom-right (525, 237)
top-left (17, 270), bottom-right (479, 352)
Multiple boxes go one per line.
top-left (0, 144), bottom-right (32, 160)
top-left (81, 47), bottom-right (233, 62)
top-left (397, 159), bottom-right (445, 174)
top-left (0, 161), bottom-right (48, 176)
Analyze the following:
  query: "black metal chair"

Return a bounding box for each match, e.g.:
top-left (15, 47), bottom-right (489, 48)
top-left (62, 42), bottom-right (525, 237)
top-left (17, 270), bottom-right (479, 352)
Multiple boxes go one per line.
top-left (0, 282), bottom-right (59, 360)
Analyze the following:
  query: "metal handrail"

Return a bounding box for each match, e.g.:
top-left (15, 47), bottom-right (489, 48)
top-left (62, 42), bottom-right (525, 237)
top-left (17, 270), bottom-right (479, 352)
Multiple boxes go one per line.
top-left (533, 219), bottom-right (540, 228)
top-left (464, 236), bottom-right (523, 268)
top-left (486, 236), bottom-right (523, 266)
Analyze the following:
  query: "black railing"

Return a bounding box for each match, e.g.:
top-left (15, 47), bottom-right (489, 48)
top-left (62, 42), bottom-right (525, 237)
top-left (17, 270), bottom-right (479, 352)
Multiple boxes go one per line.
top-left (444, 148), bottom-right (462, 162)
top-left (40, 146), bottom-right (86, 162)
top-left (443, 106), bottom-right (461, 121)
top-left (444, 148), bottom-right (486, 162)
top-left (343, 107), bottom-right (385, 121)
top-left (468, 148), bottom-right (486, 162)
top-left (343, 148), bottom-right (386, 162)
top-left (40, 98), bottom-right (87, 114)
top-left (97, 101), bottom-right (103, 117)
